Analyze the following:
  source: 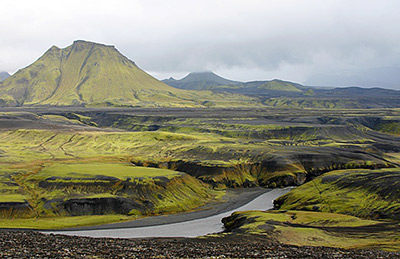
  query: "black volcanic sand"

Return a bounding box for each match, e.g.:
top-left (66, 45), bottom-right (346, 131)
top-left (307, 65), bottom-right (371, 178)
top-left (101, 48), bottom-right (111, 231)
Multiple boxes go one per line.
top-left (1, 231), bottom-right (399, 258)
top-left (53, 187), bottom-right (270, 231)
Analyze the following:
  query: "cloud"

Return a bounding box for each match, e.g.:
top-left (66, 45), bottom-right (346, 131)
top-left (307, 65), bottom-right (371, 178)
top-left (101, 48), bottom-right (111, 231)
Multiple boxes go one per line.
top-left (1, 0), bottom-right (399, 87)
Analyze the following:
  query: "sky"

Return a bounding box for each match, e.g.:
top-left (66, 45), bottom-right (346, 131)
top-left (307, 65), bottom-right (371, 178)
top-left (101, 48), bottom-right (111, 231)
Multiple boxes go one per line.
top-left (1, 0), bottom-right (399, 88)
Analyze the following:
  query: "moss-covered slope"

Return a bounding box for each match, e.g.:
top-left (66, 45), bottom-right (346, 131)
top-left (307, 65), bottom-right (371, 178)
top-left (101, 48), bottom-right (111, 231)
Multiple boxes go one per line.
top-left (274, 168), bottom-right (400, 220)
top-left (222, 210), bottom-right (400, 251)
top-left (258, 80), bottom-right (302, 92)
top-left (0, 161), bottom-right (221, 225)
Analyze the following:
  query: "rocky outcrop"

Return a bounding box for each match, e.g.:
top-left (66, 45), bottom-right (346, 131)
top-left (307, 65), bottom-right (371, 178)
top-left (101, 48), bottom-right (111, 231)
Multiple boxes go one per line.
top-left (274, 168), bottom-right (400, 220)
top-left (0, 201), bottom-right (32, 218)
top-left (130, 153), bottom-right (389, 189)
top-left (222, 212), bottom-right (257, 233)
top-left (56, 197), bottom-right (150, 216)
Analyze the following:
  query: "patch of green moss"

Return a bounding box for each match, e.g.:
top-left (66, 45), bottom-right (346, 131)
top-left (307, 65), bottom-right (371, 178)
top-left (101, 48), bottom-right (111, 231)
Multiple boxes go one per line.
top-left (275, 168), bottom-right (400, 220)
top-left (0, 215), bottom-right (135, 229)
top-left (223, 210), bottom-right (400, 251)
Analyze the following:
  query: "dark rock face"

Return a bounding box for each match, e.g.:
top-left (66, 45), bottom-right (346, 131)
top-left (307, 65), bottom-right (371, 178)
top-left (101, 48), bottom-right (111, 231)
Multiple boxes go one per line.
top-left (0, 201), bottom-right (30, 210)
top-left (222, 213), bottom-right (256, 233)
top-left (132, 153), bottom-right (388, 189)
top-left (0, 201), bottom-right (32, 217)
top-left (262, 172), bottom-right (307, 188)
top-left (39, 176), bottom-right (120, 188)
top-left (58, 197), bottom-right (151, 216)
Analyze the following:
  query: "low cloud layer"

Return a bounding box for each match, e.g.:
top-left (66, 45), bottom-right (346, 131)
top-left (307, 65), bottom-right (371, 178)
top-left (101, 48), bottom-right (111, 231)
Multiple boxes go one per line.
top-left (1, 0), bottom-right (399, 88)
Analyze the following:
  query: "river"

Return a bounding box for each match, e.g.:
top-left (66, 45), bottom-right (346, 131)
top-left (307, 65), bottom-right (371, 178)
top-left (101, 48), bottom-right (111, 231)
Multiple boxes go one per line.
top-left (46, 188), bottom-right (291, 238)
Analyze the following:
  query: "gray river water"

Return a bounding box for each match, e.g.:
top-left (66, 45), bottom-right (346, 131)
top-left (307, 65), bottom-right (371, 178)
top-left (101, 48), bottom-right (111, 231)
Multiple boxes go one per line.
top-left (47, 188), bottom-right (291, 238)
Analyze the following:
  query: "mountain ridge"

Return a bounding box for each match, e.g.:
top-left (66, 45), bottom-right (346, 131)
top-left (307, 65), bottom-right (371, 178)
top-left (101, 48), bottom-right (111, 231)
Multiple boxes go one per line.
top-left (162, 72), bottom-right (305, 93)
top-left (162, 71), bottom-right (241, 90)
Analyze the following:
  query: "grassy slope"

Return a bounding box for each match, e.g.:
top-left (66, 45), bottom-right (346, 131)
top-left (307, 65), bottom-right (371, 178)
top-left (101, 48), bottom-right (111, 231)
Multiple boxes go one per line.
top-left (274, 168), bottom-right (400, 220)
top-left (36, 162), bottom-right (181, 179)
top-left (0, 41), bottom-right (256, 107)
top-left (0, 215), bottom-right (134, 229)
top-left (222, 210), bottom-right (400, 251)
top-left (258, 80), bottom-right (302, 92)
top-left (0, 160), bottom-right (222, 228)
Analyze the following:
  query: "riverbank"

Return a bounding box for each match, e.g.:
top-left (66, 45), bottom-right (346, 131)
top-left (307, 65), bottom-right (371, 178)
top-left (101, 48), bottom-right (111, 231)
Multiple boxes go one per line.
top-left (53, 187), bottom-right (271, 231)
top-left (1, 231), bottom-right (399, 258)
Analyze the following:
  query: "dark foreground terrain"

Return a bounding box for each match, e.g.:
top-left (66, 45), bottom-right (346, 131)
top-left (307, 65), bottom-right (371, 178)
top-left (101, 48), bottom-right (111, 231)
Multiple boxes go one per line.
top-left (1, 231), bottom-right (399, 259)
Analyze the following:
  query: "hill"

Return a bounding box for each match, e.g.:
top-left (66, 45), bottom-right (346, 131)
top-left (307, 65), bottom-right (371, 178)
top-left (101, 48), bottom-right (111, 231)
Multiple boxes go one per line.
top-left (263, 87), bottom-right (400, 109)
top-left (162, 72), bottom-right (307, 95)
top-left (162, 71), bottom-right (241, 90)
top-left (0, 72), bottom-right (10, 82)
top-left (0, 41), bottom-right (254, 107)
top-left (274, 168), bottom-right (400, 220)
top-left (236, 79), bottom-right (304, 92)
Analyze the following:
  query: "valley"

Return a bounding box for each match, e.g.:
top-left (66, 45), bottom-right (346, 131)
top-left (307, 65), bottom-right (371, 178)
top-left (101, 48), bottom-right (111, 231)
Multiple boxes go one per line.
top-left (0, 107), bottom-right (400, 249)
top-left (0, 40), bottom-right (399, 256)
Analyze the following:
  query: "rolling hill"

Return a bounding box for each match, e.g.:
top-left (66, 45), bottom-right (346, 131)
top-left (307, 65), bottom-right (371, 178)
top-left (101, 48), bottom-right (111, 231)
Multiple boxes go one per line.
top-left (0, 41), bottom-right (255, 107)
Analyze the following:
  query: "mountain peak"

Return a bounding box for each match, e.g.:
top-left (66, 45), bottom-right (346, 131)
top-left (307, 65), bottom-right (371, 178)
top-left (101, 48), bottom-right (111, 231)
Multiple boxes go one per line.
top-left (0, 41), bottom-right (251, 107)
top-left (72, 40), bottom-right (115, 49)
top-left (162, 71), bottom-right (241, 90)
top-left (49, 45), bottom-right (60, 51)
top-left (0, 41), bottom-right (182, 106)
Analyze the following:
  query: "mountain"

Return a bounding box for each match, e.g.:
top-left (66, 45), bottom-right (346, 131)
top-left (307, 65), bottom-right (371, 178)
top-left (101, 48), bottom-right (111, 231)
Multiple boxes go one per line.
top-left (162, 71), bottom-right (241, 90)
top-left (315, 86), bottom-right (400, 97)
top-left (163, 72), bottom-right (306, 96)
top-left (240, 79), bottom-right (304, 92)
top-left (0, 72), bottom-right (10, 82)
top-left (0, 41), bottom-right (254, 107)
top-left (202, 79), bottom-right (307, 97)
top-left (263, 86), bottom-right (400, 109)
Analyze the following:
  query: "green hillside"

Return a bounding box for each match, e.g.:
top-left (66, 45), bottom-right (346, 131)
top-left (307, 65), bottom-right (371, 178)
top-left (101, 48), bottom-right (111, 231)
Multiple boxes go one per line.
top-left (0, 41), bottom-right (255, 107)
top-left (258, 79), bottom-right (302, 92)
top-left (274, 168), bottom-right (400, 220)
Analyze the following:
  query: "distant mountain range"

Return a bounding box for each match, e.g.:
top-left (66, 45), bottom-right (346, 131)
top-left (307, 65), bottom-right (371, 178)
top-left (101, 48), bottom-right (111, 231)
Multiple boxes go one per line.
top-left (162, 71), bottom-right (241, 90)
top-left (0, 72), bottom-right (10, 82)
top-left (163, 71), bottom-right (400, 99)
top-left (0, 41), bottom-right (253, 107)
top-left (1, 40), bottom-right (400, 109)
top-left (162, 72), bottom-right (304, 93)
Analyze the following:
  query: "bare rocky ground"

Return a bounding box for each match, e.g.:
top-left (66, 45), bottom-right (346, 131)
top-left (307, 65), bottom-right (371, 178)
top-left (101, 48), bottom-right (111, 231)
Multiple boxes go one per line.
top-left (0, 231), bottom-right (399, 259)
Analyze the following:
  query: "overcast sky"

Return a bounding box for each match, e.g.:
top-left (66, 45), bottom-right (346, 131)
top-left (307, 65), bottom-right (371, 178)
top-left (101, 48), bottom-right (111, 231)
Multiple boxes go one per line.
top-left (1, 0), bottom-right (399, 88)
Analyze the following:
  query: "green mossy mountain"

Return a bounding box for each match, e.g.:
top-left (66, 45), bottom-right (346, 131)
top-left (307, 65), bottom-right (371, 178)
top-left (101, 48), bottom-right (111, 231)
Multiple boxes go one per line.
top-left (0, 41), bottom-right (254, 107)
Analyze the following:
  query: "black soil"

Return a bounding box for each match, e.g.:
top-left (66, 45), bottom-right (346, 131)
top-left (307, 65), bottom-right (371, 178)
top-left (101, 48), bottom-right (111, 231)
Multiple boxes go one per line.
top-left (1, 231), bottom-right (399, 259)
